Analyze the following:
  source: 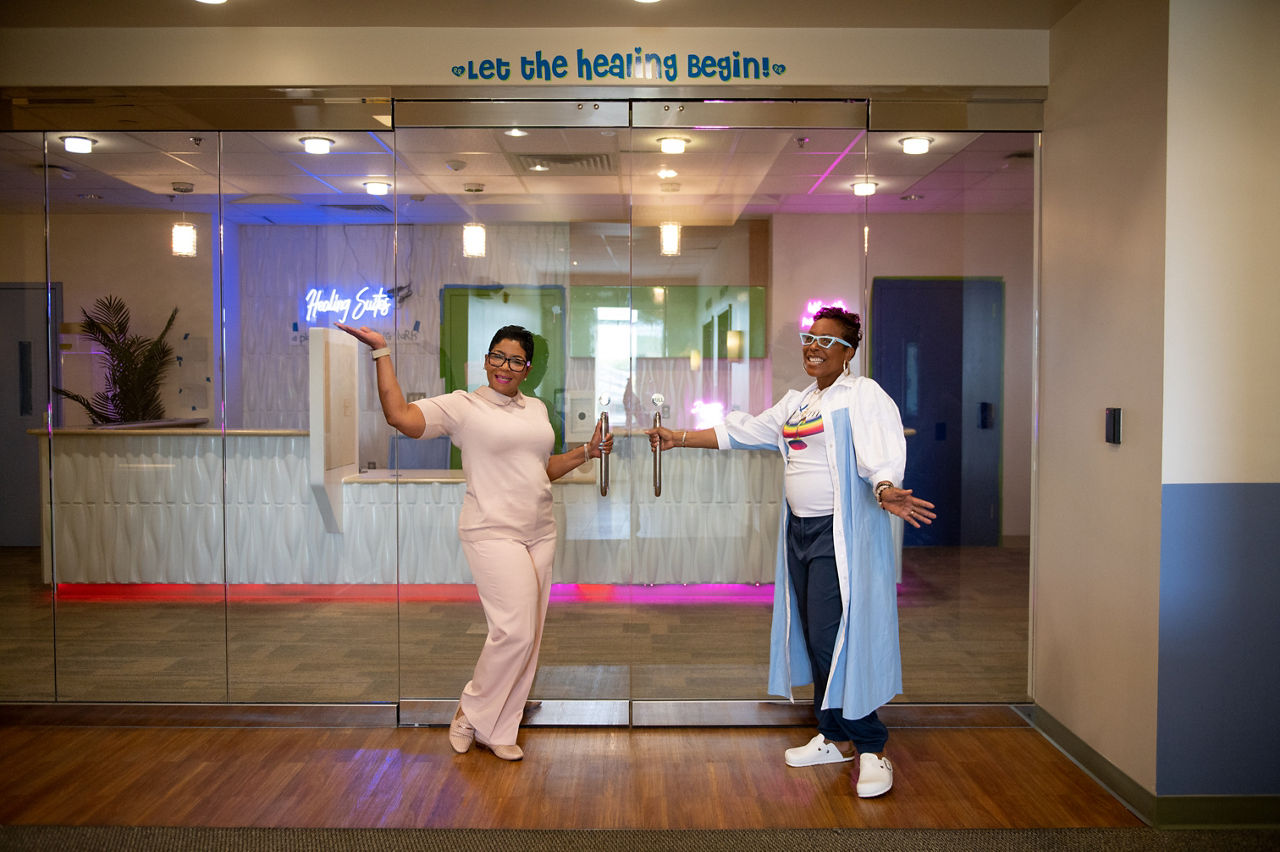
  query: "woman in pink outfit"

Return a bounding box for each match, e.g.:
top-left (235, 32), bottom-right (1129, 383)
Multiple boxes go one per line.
top-left (337, 322), bottom-right (611, 761)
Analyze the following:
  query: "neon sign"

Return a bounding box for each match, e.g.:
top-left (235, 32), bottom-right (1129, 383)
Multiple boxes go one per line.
top-left (304, 286), bottom-right (392, 325)
top-left (799, 299), bottom-right (849, 330)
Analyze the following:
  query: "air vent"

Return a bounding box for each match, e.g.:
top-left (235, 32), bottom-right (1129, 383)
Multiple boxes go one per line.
top-left (230, 194), bottom-right (301, 205)
top-left (320, 204), bottom-right (393, 214)
top-left (512, 153), bottom-right (616, 175)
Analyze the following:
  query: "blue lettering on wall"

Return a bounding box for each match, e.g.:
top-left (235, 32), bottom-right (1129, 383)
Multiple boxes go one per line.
top-left (451, 49), bottom-right (783, 84)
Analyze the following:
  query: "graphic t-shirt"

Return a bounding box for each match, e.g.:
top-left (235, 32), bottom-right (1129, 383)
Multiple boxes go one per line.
top-left (783, 392), bottom-right (836, 517)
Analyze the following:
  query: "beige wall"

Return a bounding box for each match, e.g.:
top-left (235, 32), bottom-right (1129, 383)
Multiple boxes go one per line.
top-left (0, 27), bottom-right (1048, 89)
top-left (1164, 0), bottom-right (1280, 484)
top-left (0, 214), bottom-right (45, 280)
top-left (41, 212), bottom-right (216, 426)
top-left (1038, 0), bottom-right (1169, 792)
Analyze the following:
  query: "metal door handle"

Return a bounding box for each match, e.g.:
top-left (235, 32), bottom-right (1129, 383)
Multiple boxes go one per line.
top-left (18, 341), bottom-right (33, 417)
top-left (652, 411), bottom-right (662, 497)
top-left (597, 412), bottom-right (609, 497)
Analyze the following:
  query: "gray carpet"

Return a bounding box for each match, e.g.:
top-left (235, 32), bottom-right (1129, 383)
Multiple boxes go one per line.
top-left (2, 827), bottom-right (1279, 852)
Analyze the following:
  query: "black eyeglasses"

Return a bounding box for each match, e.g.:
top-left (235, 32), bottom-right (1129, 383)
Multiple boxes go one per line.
top-left (485, 351), bottom-right (529, 371)
top-left (799, 332), bottom-right (852, 349)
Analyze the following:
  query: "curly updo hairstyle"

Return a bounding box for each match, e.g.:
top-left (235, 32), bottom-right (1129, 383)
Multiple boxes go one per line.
top-left (811, 305), bottom-right (862, 353)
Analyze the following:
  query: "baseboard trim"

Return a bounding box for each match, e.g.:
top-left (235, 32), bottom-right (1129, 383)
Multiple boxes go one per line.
top-left (399, 699), bottom-right (630, 727)
top-left (1024, 704), bottom-right (1280, 828)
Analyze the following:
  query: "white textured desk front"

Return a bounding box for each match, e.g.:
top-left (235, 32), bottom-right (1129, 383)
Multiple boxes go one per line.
top-left (37, 431), bottom-right (789, 585)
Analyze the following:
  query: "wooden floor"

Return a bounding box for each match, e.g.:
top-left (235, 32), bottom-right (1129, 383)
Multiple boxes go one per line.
top-left (0, 707), bottom-right (1143, 829)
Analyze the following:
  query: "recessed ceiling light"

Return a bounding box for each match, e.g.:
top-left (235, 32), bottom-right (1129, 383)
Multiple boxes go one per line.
top-left (60, 136), bottom-right (96, 154)
top-left (634, 0), bottom-right (661, 4)
top-left (852, 181), bottom-right (878, 196)
top-left (900, 136), bottom-right (933, 155)
top-left (657, 168), bottom-right (678, 179)
top-left (194, 0), bottom-right (228, 5)
top-left (363, 181), bottom-right (391, 196)
top-left (528, 162), bottom-right (550, 172)
top-left (658, 136), bottom-right (689, 154)
top-left (505, 128), bottom-right (528, 137)
top-left (301, 136), bottom-right (333, 154)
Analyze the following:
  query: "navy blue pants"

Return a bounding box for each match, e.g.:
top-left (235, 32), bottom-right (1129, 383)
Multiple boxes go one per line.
top-left (786, 513), bottom-right (889, 753)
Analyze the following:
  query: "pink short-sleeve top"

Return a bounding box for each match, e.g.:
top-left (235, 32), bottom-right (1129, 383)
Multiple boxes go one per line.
top-left (411, 386), bottom-right (556, 543)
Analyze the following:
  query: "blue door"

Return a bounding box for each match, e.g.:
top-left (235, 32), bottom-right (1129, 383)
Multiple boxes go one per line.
top-left (871, 278), bottom-right (1004, 546)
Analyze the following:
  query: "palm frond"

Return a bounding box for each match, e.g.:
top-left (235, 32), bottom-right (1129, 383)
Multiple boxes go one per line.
top-left (52, 296), bottom-right (180, 425)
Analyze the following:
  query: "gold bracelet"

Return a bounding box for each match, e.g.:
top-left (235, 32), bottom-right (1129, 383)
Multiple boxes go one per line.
top-left (681, 430), bottom-right (688, 447)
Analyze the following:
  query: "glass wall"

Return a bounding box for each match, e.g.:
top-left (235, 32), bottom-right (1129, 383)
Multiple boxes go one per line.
top-left (0, 105), bottom-right (1037, 711)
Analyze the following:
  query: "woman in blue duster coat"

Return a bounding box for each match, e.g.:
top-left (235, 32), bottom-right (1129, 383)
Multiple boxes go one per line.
top-left (647, 305), bottom-right (934, 798)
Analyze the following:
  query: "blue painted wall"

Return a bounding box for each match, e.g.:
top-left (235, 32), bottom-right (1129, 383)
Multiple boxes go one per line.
top-left (1158, 482), bottom-right (1280, 795)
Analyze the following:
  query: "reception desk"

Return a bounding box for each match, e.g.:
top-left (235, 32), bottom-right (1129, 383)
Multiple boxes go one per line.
top-left (36, 430), bottom-right (789, 586)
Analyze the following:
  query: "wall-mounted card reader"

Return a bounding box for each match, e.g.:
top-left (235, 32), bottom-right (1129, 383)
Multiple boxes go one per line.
top-left (1105, 407), bottom-right (1122, 444)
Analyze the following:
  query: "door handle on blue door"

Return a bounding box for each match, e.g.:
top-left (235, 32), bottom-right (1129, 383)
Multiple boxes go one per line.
top-left (18, 341), bottom-right (32, 417)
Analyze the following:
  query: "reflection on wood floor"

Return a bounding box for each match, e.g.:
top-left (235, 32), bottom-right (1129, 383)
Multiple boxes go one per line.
top-left (0, 544), bottom-right (1028, 704)
top-left (0, 707), bottom-right (1142, 829)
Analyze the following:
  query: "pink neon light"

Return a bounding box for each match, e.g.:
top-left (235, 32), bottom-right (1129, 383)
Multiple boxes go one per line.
top-left (800, 299), bottom-right (849, 330)
top-left (806, 132), bottom-right (867, 196)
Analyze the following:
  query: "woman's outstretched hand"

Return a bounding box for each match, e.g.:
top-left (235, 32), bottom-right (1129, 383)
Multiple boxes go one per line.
top-left (334, 322), bottom-right (387, 350)
top-left (879, 487), bottom-right (937, 529)
top-left (587, 418), bottom-right (614, 459)
top-left (645, 426), bottom-right (676, 452)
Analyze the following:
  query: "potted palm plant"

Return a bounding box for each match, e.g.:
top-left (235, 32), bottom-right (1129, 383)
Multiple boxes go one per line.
top-left (54, 295), bottom-right (179, 425)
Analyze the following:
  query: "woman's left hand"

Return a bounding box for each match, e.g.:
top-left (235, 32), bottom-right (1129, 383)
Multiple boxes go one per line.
top-left (878, 487), bottom-right (936, 529)
top-left (586, 419), bottom-right (614, 459)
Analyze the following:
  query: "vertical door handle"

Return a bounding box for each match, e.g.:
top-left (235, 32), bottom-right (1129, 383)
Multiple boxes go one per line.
top-left (18, 341), bottom-right (33, 417)
top-left (597, 412), bottom-right (610, 497)
top-left (652, 411), bottom-right (662, 497)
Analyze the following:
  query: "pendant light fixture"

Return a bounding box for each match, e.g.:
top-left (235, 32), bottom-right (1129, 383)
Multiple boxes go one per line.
top-left (463, 223), bottom-right (486, 258)
top-left (172, 219), bottom-right (197, 257)
top-left (659, 222), bottom-right (682, 256)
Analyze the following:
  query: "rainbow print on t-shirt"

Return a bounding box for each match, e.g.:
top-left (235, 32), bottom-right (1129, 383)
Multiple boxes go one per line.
top-left (783, 411), bottom-right (824, 450)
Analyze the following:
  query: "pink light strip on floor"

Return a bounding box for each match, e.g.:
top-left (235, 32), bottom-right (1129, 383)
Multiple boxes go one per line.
top-left (53, 582), bottom-right (775, 605)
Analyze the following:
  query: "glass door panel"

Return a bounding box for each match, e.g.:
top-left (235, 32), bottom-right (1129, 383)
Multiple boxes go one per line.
top-left (0, 131), bottom-right (57, 698)
top-left (221, 130), bottom-right (399, 703)
top-left (625, 108), bottom-right (870, 707)
top-left (390, 114), bottom-right (635, 720)
top-left (45, 130), bottom-right (228, 701)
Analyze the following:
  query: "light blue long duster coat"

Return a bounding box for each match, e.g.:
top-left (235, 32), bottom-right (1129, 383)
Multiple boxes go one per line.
top-left (713, 372), bottom-right (906, 720)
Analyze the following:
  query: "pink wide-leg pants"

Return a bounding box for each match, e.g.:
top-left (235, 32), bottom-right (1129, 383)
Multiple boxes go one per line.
top-left (457, 531), bottom-right (555, 746)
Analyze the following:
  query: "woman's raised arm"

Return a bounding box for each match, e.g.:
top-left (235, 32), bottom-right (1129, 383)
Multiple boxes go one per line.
top-left (333, 323), bottom-right (426, 438)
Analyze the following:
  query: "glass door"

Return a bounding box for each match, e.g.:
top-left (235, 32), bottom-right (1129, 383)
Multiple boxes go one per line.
top-left (625, 102), bottom-right (870, 721)
top-left (391, 102), bottom-right (638, 724)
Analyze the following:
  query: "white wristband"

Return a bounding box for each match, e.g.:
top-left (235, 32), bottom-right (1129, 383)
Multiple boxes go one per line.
top-left (370, 347), bottom-right (391, 361)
